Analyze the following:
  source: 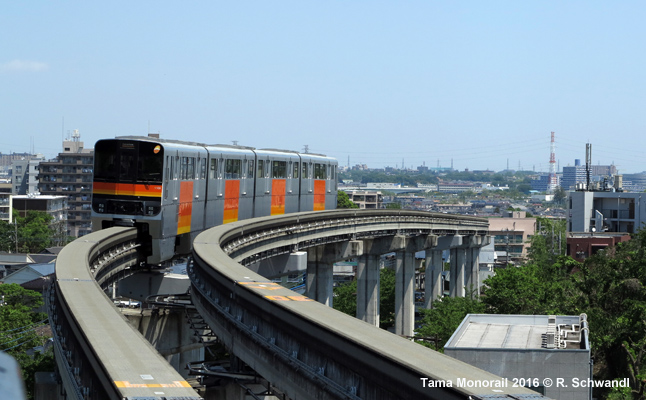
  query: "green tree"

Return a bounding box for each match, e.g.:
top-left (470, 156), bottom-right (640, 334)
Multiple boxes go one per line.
top-left (337, 191), bottom-right (359, 209)
top-left (0, 284), bottom-right (52, 399)
top-left (527, 216), bottom-right (567, 266)
top-left (481, 258), bottom-right (578, 316)
top-left (15, 211), bottom-right (55, 253)
top-left (333, 268), bottom-right (397, 329)
top-left (415, 296), bottom-right (485, 351)
top-left (553, 186), bottom-right (567, 204)
top-left (571, 231), bottom-right (646, 398)
top-left (0, 220), bottom-right (15, 252)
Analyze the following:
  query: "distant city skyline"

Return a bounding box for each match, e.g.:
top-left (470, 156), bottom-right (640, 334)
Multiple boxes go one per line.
top-left (2, 2), bottom-right (646, 173)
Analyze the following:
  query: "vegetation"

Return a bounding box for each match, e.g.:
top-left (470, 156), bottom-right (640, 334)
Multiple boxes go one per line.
top-left (333, 268), bottom-right (397, 329)
top-left (411, 223), bottom-right (646, 399)
top-left (337, 191), bottom-right (359, 209)
top-left (0, 210), bottom-right (56, 253)
top-left (0, 284), bottom-right (54, 399)
top-left (416, 296), bottom-right (485, 351)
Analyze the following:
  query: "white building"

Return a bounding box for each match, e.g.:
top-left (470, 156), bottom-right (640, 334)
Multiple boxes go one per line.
top-left (445, 314), bottom-right (591, 400)
top-left (568, 190), bottom-right (646, 234)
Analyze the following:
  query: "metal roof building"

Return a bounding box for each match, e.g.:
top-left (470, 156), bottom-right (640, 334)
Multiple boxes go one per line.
top-left (445, 314), bottom-right (591, 400)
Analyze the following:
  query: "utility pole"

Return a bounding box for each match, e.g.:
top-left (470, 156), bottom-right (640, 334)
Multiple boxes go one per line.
top-left (14, 219), bottom-right (18, 253)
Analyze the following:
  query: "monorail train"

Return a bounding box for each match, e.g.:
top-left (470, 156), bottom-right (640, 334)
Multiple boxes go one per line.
top-left (91, 136), bottom-right (338, 264)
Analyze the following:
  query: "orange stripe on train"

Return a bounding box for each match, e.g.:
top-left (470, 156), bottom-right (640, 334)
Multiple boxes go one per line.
top-left (223, 180), bottom-right (240, 224)
top-left (313, 180), bottom-right (326, 211)
top-left (177, 181), bottom-right (193, 235)
top-left (93, 182), bottom-right (162, 197)
top-left (271, 179), bottom-right (286, 215)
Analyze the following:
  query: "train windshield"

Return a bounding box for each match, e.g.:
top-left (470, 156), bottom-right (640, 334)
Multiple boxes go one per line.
top-left (94, 140), bottom-right (164, 183)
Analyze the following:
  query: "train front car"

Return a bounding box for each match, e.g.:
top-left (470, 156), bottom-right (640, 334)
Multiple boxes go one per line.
top-left (91, 138), bottom-right (165, 261)
top-left (91, 137), bottom-right (207, 264)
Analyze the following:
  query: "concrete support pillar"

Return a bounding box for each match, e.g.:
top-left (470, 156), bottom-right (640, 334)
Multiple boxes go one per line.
top-left (306, 249), bottom-right (334, 307)
top-left (449, 247), bottom-right (466, 298)
top-left (356, 253), bottom-right (380, 326)
top-left (395, 249), bottom-right (415, 337)
top-left (465, 246), bottom-right (480, 298)
top-left (306, 241), bottom-right (363, 307)
top-left (424, 250), bottom-right (443, 308)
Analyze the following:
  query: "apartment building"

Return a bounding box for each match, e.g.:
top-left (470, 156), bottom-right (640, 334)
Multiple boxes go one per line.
top-left (11, 156), bottom-right (43, 195)
top-left (37, 133), bottom-right (93, 238)
top-left (0, 183), bottom-right (12, 223)
top-left (488, 211), bottom-right (536, 263)
top-left (345, 190), bottom-right (383, 209)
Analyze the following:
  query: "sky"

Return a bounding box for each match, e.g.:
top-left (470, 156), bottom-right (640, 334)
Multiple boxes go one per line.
top-left (2, 1), bottom-right (646, 173)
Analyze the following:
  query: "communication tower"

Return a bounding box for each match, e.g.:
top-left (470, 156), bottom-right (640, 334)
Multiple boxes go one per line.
top-left (548, 132), bottom-right (557, 193)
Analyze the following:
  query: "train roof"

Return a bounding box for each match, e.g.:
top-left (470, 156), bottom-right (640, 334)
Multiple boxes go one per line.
top-left (105, 136), bottom-right (334, 159)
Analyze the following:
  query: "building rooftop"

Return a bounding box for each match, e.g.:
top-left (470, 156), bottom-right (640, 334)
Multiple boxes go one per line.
top-left (445, 314), bottom-right (589, 351)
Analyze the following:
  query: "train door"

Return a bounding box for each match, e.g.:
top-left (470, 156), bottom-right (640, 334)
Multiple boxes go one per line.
top-left (238, 153), bottom-right (254, 220)
top-left (253, 153), bottom-right (272, 217)
top-left (312, 161), bottom-right (327, 211)
top-left (270, 156), bottom-right (288, 216)
top-left (325, 161), bottom-right (338, 209)
top-left (283, 154), bottom-right (300, 214)
top-left (298, 157), bottom-right (314, 211)
top-left (191, 151), bottom-right (207, 233)
top-left (222, 153), bottom-right (245, 224)
top-left (204, 149), bottom-right (224, 227)
top-left (162, 149), bottom-right (180, 240)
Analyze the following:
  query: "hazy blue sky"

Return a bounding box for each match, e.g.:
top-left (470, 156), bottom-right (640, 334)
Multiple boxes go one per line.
top-left (2, 1), bottom-right (645, 173)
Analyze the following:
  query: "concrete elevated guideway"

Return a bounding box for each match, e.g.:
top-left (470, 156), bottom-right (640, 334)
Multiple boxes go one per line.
top-left (191, 209), bottom-right (552, 399)
top-left (47, 227), bottom-right (202, 400)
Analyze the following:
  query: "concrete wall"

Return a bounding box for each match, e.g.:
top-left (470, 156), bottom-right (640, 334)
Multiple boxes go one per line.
top-left (445, 347), bottom-right (590, 400)
top-left (123, 309), bottom-right (204, 379)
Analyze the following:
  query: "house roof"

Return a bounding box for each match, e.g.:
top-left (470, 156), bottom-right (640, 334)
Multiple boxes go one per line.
top-left (21, 274), bottom-right (54, 291)
top-left (0, 253), bottom-right (34, 264)
top-left (29, 254), bottom-right (57, 264)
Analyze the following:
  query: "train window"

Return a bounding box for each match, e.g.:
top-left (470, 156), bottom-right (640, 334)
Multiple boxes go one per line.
top-left (314, 163), bottom-right (327, 179)
top-left (272, 161), bottom-right (287, 178)
top-left (200, 158), bottom-right (206, 179)
top-left (302, 162), bottom-right (308, 179)
top-left (180, 157), bottom-right (187, 180)
top-left (293, 162), bottom-right (299, 179)
top-left (189, 157), bottom-right (196, 179)
top-left (257, 160), bottom-right (264, 178)
top-left (248, 159), bottom-right (254, 178)
top-left (225, 159), bottom-right (241, 179)
top-left (165, 157), bottom-right (170, 182)
top-left (119, 153), bottom-right (136, 181)
top-left (209, 159), bottom-right (218, 179)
